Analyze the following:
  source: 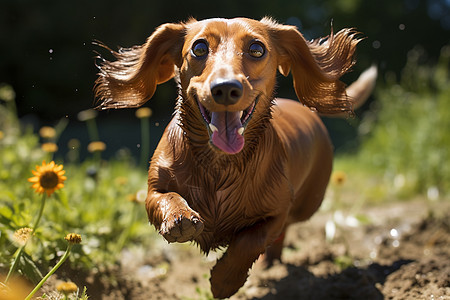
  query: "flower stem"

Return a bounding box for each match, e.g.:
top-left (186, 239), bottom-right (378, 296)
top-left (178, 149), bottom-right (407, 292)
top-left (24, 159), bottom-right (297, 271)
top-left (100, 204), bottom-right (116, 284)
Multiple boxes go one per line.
top-left (86, 119), bottom-right (99, 142)
top-left (4, 246), bottom-right (24, 283)
top-left (31, 194), bottom-right (47, 235)
top-left (5, 194), bottom-right (47, 283)
top-left (24, 244), bottom-right (73, 300)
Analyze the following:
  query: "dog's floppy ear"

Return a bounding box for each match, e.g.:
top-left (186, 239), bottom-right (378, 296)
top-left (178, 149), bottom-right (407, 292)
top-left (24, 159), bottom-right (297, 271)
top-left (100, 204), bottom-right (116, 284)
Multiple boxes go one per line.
top-left (94, 23), bottom-right (186, 110)
top-left (262, 18), bottom-right (361, 114)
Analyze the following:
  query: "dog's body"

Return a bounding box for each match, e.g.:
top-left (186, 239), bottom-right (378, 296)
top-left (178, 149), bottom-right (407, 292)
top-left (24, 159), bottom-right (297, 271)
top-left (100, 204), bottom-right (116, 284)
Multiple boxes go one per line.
top-left (95, 17), bottom-right (376, 298)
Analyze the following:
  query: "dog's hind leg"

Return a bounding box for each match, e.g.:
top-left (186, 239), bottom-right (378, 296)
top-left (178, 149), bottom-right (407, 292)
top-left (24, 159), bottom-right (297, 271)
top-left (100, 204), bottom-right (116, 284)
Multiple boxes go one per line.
top-left (262, 228), bottom-right (286, 266)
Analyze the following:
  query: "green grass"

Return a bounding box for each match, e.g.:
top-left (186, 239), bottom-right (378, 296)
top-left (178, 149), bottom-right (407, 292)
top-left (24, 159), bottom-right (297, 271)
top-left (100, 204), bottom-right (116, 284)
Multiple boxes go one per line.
top-left (334, 45), bottom-right (450, 201)
top-left (0, 89), bottom-right (157, 297)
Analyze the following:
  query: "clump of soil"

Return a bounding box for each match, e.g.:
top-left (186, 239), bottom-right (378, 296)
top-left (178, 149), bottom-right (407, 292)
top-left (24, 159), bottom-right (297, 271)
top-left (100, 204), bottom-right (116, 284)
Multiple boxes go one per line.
top-left (43, 199), bottom-right (449, 299)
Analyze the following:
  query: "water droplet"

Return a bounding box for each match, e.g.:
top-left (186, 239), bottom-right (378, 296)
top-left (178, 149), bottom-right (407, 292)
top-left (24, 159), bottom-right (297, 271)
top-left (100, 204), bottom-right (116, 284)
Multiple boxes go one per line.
top-left (390, 228), bottom-right (399, 238)
top-left (372, 40), bottom-right (381, 49)
top-left (374, 235), bottom-right (383, 245)
top-left (427, 186), bottom-right (439, 201)
top-left (394, 174), bottom-right (405, 189)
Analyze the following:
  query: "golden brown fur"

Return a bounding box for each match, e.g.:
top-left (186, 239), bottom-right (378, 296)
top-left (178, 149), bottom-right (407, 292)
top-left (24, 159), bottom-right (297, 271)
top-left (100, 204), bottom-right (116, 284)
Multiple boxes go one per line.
top-left (94, 17), bottom-right (376, 298)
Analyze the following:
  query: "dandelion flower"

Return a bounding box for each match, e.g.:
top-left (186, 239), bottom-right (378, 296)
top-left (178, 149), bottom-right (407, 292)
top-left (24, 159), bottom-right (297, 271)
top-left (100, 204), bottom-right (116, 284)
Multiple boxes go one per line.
top-left (64, 233), bottom-right (82, 244)
top-left (87, 141), bottom-right (106, 153)
top-left (127, 194), bottom-right (138, 203)
top-left (39, 126), bottom-right (56, 139)
top-left (41, 142), bottom-right (58, 153)
top-left (28, 161), bottom-right (66, 196)
top-left (331, 171), bottom-right (347, 186)
top-left (135, 107), bottom-right (152, 118)
top-left (56, 281), bottom-right (78, 294)
top-left (13, 227), bottom-right (33, 247)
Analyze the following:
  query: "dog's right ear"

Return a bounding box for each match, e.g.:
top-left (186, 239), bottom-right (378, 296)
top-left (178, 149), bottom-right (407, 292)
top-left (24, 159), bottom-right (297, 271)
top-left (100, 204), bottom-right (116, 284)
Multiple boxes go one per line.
top-left (94, 23), bottom-right (186, 110)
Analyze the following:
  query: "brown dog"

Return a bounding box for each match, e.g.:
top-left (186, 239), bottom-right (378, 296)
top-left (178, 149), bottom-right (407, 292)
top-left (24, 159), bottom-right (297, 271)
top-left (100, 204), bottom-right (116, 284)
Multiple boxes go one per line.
top-left (95, 17), bottom-right (376, 298)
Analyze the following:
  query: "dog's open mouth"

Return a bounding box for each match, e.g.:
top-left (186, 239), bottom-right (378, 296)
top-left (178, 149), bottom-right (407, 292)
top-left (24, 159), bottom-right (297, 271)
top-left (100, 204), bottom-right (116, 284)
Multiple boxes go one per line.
top-left (197, 98), bottom-right (258, 154)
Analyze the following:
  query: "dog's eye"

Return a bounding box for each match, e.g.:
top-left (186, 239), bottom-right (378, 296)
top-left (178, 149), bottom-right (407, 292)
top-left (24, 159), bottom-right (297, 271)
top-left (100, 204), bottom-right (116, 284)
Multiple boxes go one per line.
top-left (248, 42), bottom-right (265, 58)
top-left (191, 40), bottom-right (209, 58)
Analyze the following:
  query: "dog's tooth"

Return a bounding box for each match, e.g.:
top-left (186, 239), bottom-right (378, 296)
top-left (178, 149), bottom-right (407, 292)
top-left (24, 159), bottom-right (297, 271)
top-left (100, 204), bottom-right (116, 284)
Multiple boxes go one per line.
top-left (237, 127), bottom-right (244, 135)
top-left (209, 123), bottom-right (218, 133)
top-left (239, 111), bottom-right (243, 119)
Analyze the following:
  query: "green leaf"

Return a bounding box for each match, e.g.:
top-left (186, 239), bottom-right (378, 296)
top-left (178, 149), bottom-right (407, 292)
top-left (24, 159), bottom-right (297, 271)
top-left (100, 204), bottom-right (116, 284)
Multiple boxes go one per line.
top-left (19, 251), bottom-right (43, 284)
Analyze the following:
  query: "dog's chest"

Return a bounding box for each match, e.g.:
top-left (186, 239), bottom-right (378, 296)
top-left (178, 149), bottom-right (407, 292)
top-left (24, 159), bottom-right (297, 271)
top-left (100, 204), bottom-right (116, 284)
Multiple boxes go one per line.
top-left (185, 173), bottom-right (284, 237)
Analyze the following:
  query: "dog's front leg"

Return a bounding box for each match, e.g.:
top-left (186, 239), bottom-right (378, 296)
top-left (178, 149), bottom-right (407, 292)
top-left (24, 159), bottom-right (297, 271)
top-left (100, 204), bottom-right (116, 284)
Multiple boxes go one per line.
top-left (146, 191), bottom-right (204, 243)
top-left (210, 215), bottom-right (286, 298)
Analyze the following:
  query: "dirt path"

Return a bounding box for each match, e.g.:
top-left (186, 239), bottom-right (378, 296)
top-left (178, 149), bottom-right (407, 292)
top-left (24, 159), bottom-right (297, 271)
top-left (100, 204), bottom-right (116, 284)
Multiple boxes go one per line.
top-left (45, 199), bottom-right (449, 299)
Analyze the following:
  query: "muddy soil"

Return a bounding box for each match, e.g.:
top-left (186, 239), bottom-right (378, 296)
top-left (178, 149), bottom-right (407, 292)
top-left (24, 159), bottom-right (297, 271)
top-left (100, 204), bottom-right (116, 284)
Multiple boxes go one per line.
top-left (45, 199), bottom-right (449, 299)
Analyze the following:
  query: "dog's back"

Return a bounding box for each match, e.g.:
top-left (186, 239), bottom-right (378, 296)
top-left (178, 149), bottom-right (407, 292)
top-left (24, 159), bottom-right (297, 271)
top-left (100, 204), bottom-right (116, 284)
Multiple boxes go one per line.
top-left (273, 99), bottom-right (333, 223)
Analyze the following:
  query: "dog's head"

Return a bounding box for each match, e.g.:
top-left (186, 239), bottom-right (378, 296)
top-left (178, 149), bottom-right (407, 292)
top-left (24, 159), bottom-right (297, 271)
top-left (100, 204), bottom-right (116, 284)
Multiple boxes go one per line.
top-left (95, 17), bottom-right (359, 154)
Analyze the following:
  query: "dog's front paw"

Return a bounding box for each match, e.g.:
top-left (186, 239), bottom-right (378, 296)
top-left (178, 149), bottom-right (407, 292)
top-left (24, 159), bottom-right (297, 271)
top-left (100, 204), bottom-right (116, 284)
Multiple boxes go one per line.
top-left (160, 209), bottom-right (204, 243)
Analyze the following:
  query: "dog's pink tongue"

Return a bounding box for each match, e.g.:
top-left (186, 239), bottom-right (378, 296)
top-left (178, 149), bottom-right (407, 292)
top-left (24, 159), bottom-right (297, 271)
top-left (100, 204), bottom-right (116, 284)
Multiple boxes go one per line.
top-left (210, 111), bottom-right (244, 154)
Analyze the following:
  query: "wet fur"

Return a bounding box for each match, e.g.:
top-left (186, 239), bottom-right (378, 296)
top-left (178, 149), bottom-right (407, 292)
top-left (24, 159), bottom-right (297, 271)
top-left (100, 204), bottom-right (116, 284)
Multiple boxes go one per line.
top-left (95, 17), bottom-right (375, 298)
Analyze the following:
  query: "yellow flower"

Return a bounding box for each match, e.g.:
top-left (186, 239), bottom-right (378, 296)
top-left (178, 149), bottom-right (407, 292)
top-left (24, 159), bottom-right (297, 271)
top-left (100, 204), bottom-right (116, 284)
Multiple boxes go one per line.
top-left (87, 141), bottom-right (106, 153)
top-left (39, 126), bottom-right (56, 139)
top-left (0, 130), bottom-right (4, 141)
top-left (64, 233), bottom-right (82, 244)
top-left (135, 107), bottom-right (152, 118)
top-left (13, 227), bottom-right (33, 247)
top-left (41, 142), bottom-right (58, 153)
top-left (56, 281), bottom-right (78, 294)
top-left (331, 171), bottom-right (347, 186)
top-left (115, 176), bottom-right (128, 186)
top-left (28, 161), bottom-right (66, 196)
top-left (127, 194), bottom-right (138, 203)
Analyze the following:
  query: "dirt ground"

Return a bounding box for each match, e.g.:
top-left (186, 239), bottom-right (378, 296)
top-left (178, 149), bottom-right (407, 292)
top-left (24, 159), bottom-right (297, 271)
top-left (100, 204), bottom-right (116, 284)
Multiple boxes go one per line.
top-left (45, 199), bottom-right (449, 300)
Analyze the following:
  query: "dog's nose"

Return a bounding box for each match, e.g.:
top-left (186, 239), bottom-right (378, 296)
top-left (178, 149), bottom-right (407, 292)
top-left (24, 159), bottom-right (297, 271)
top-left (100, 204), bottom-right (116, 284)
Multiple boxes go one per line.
top-left (210, 79), bottom-right (243, 105)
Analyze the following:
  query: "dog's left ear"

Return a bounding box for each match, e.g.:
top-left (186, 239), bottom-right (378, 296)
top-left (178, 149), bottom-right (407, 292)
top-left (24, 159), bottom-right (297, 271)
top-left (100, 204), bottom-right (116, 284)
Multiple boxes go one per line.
top-left (262, 18), bottom-right (361, 114)
top-left (94, 23), bottom-right (186, 110)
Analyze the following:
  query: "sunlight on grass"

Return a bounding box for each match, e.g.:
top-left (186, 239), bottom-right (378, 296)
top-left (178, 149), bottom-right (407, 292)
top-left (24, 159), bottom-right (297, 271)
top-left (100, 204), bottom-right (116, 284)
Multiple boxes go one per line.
top-left (333, 45), bottom-right (449, 203)
top-left (0, 87), bottom-right (158, 297)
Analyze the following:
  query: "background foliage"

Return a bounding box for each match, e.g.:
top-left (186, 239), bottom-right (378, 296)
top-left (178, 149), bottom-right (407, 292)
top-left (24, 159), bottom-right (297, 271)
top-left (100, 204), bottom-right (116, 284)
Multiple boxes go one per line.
top-left (1, 0), bottom-right (449, 155)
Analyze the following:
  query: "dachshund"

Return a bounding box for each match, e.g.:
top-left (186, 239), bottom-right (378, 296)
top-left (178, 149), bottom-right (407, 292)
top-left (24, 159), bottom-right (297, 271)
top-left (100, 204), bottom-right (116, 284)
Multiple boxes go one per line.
top-left (94, 17), bottom-right (377, 298)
